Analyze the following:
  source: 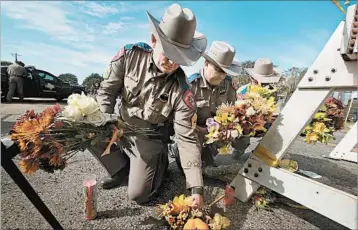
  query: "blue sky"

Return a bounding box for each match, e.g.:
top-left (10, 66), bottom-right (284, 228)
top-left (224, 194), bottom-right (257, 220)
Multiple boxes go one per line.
top-left (1, 1), bottom-right (349, 84)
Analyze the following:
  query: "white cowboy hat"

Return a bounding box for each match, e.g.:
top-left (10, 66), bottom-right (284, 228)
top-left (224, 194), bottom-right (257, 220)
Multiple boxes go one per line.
top-left (245, 58), bottom-right (281, 84)
top-left (202, 41), bottom-right (241, 77)
top-left (147, 4), bottom-right (207, 66)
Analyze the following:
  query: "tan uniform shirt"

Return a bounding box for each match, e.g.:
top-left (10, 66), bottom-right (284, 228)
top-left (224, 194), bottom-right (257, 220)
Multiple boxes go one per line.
top-left (7, 63), bottom-right (27, 78)
top-left (189, 69), bottom-right (237, 126)
top-left (96, 43), bottom-right (203, 189)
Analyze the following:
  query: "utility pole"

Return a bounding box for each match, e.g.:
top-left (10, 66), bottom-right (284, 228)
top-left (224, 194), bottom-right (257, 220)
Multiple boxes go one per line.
top-left (11, 52), bottom-right (21, 62)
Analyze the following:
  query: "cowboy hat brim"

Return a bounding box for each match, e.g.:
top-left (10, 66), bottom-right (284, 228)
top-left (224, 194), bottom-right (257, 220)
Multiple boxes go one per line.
top-left (147, 12), bottom-right (207, 66)
top-left (245, 67), bottom-right (281, 84)
top-left (202, 52), bottom-right (241, 77)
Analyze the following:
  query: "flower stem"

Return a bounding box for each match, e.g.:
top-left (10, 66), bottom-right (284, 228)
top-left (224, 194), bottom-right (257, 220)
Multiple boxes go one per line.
top-left (209, 194), bottom-right (225, 207)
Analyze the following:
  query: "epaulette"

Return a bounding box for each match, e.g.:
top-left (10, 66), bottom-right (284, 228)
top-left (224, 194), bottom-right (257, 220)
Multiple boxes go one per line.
top-left (124, 42), bottom-right (152, 52)
top-left (187, 73), bottom-right (201, 83)
top-left (176, 68), bottom-right (190, 91)
top-left (225, 75), bottom-right (232, 81)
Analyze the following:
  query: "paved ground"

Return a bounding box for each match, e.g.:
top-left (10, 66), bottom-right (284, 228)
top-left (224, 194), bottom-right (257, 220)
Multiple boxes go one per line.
top-left (1, 98), bottom-right (357, 229)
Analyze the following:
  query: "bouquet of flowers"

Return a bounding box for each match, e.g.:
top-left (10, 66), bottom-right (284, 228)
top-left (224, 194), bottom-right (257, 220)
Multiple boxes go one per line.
top-left (324, 97), bottom-right (345, 130)
top-left (302, 111), bottom-right (336, 144)
top-left (205, 85), bottom-right (278, 155)
top-left (9, 93), bottom-right (158, 174)
top-left (302, 97), bottom-right (344, 144)
top-left (157, 186), bottom-right (235, 230)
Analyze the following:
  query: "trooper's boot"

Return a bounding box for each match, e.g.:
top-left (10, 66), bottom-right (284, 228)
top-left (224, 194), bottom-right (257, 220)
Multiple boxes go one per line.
top-left (101, 163), bottom-right (130, 190)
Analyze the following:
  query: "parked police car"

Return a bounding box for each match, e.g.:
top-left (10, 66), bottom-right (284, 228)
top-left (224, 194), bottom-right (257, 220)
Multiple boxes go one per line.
top-left (1, 65), bottom-right (85, 102)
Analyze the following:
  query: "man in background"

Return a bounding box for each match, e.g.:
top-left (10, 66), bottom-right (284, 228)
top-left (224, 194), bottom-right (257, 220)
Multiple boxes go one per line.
top-left (6, 61), bottom-right (27, 102)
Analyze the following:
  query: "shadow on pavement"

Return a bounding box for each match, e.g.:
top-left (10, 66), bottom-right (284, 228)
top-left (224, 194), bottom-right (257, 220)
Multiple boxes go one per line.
top-left (97, 207), bottom-right (142, 219)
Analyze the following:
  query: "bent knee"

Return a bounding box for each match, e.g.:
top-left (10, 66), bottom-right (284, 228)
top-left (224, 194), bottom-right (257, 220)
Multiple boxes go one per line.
top-left (127, 187), bottom-right (150, 204)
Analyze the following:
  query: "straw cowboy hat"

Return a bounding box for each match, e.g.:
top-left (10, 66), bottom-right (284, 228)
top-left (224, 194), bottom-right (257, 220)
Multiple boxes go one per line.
top-left (202, 41), bottom-right (241, 77)
top-left (147, 3), bottom-right (207, 66)
top-left (245, 58), bottom-right (282, 84)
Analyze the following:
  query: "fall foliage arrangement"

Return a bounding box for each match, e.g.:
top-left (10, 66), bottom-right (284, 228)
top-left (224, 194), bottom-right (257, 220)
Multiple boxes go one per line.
top-left (156, 185), bottom-right (235, 230)
top-left (205, 85), bottom-right (278, 155)
top-left (9, 93), bottom-right (158, 174)
top-left (302, 97), bottom-right (345, 144)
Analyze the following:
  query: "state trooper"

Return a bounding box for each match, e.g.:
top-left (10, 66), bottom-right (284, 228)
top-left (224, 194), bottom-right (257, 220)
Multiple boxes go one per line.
top-left (88, 4), bottom-right (207, 207)
top-left (6, 61), bottom-right (27, 102)
top-left (169, 41), bottom-right (251, 171)
top-left (237, 58), bottom-right (281, 101)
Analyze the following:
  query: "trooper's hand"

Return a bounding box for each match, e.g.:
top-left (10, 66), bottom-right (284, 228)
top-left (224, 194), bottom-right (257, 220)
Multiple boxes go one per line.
top-left (190, 194), bottom-right (204, 209)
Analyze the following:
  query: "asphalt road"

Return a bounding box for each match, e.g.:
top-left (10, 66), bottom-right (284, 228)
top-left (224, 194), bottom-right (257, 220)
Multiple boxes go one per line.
top-left (1, 98), bottom-right (357, 229)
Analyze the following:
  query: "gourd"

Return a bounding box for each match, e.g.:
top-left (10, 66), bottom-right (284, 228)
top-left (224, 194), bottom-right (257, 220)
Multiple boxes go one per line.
top-left (183, 218), bottom-right (209, 230)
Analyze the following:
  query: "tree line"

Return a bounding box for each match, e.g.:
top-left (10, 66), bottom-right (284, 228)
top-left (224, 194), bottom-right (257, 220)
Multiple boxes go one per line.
top-left (2, 60), bottom-right (307, 98)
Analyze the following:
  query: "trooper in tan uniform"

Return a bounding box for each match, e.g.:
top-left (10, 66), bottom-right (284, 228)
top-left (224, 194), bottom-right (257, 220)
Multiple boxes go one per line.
top-left (242, 58), bottom-right (281, 100)
top-left (169, 41), bottom-right (251, 171)
top-left (6, 61), bottom-right (27, 102)
top-left (89, 4), bottom-right (207, 207)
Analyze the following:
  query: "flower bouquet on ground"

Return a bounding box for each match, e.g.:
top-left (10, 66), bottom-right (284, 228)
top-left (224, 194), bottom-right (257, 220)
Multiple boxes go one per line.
top-left (302, 97), bottom-right (344, 144)
top-left (205, 84), bottom-right (278, 155)
top-left (9, 93), bottom-right (159, 174)
top-left (324, 97), bottom-right (345, 130)
top-left (156, 185), bottom-right (235, 230)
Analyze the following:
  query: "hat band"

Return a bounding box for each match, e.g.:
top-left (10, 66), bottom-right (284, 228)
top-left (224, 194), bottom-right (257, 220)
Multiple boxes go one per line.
top-left (157, 27), bottom-right (191, 48)
top-left (208, 51), bottom-right (232, 68)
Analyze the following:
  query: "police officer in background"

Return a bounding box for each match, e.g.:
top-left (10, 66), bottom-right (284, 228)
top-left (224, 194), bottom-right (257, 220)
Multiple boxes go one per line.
top-left (88, 4), bottom-right (207, 207)
top-left (169, 41), bottom-right (251, 170)
top-left (236, 58), bottom-right (281, 101)
top-left (6, 61), bottom-right (27, 102)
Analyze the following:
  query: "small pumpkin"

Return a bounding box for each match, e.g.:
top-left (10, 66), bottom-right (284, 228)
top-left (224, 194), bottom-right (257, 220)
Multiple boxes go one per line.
top-left (183, 218), bottom-right (209, 230)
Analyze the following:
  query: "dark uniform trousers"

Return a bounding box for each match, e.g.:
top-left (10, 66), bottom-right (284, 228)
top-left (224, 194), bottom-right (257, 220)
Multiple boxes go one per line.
top-left (87, 127), bottom-right (169, 204)
top-left (7, 76), bottom-right (24, 102)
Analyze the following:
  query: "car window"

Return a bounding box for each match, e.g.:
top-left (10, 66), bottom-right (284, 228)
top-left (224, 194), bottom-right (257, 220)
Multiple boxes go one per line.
top-left (38, 72), bottom-right (56, 82)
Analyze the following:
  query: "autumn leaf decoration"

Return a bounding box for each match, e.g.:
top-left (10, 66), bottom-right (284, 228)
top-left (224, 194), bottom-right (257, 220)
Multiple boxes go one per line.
top-left (157, 186), bottom-right (235, 229)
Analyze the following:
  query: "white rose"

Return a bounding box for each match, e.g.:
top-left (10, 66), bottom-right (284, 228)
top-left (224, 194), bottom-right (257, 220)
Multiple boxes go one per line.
top-left (77, 94), bottom-right (99, 115)
top-left (84, 110), bottom-right (106, 126)
top-left (67, 93), bottom-right (81, 107)
top-left (63, 105), bottom-right (83, 122)
top-left (246, 106), bottom-right (256, 116)
top-left (235, 100), bottom-right (246, 106)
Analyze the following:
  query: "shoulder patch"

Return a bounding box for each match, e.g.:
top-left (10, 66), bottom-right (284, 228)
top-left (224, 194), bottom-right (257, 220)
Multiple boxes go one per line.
top-left (111, 42), bottom-right (152, 62)
top-left (111, 47), bottom-right (126, 62)
top-left (187, 73), bottom-right (201, 83)
top-left (183, 90), bottom-right (196, 111)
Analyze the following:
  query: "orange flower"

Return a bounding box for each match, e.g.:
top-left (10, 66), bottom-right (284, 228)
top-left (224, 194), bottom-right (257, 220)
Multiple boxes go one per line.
top-left (19, 159), bottom-right (40, 174)
top-left (49, 154), bottom-right (65, 167)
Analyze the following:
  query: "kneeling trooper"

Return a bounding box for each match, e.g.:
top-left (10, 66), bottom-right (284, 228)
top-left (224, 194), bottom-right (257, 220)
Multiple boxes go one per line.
top-left (89, 3), bottom-right (207, 207)
top-left (169, 41), bottom-right (251, 171)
